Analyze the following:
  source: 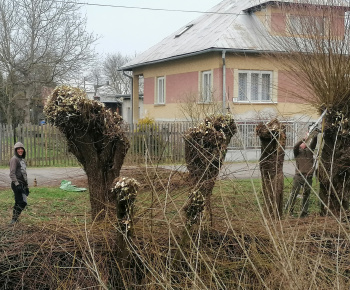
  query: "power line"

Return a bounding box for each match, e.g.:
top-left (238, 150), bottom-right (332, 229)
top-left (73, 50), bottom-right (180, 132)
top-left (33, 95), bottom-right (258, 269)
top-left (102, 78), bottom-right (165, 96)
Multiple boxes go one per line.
top-left (50, 0), bottom-right (241, 15)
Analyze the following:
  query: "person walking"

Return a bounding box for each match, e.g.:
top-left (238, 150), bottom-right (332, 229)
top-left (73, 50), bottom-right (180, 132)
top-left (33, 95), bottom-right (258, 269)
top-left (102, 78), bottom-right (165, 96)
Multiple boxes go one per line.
top-left (285, 133), bottom-right (318, 217)
top-left (9, 142), bottom-right (29, 225)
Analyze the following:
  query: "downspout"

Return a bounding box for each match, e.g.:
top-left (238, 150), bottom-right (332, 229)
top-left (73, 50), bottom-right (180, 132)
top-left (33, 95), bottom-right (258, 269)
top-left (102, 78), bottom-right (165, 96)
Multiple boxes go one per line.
top-left (123, 70), bottom-right (133, 124)
top-left (222, 50), bottom-right (227, 114)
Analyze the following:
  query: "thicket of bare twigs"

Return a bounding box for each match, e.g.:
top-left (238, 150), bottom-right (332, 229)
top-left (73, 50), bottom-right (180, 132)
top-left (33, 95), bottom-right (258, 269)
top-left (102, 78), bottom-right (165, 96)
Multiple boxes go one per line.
top-left (1, 113), bottom-right (350, 288)
top-left (263, 0), bottom-right (350, 216)
top-left (1, 169), bottom-right (350, 289)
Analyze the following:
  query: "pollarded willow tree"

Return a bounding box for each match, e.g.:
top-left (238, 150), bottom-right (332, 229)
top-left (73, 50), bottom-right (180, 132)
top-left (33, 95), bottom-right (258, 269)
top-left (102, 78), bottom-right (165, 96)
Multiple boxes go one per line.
top-left (259, 0), bottom-right (350, 216)
top-left (183, 114), bottom-right (237, 226)
top-left (256, 119), bottom-right (286, 219)
top-left (44, 85), bottom-right (129, 220)
top-left (174, 114), bottom-right (237, 264)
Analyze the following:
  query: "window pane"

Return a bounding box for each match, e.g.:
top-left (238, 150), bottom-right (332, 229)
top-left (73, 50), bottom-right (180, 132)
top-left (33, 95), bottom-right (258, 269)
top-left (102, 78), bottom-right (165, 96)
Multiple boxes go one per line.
top-left (289, 15), bottom-right (304, 35)
top-left (237, 71), bottom-right (273, 102)
top-left (250, 73), bottom-right (259, 101)
top-left (261, 74), bottom-right (271, 101)
top-left (157, 78), bottom-right (164, 104)
top-left (202, 72), bottom-right (212, 102)
top-left (315, 16), bottom-right (325, 35)
top-left (238, 73), bottom-right (248, 101)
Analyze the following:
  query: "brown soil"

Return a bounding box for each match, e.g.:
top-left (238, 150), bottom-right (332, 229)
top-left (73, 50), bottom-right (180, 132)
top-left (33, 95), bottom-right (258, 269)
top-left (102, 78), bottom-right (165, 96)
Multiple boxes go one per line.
top-left (41, 166), bottom-right (189, 191)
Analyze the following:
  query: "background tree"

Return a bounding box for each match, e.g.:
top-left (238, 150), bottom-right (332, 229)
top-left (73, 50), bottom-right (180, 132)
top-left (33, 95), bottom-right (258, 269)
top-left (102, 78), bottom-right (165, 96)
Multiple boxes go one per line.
top-left (44, 85), bottom-right (129, 220)
top-left (103, 53), bottom-right (132, 94)
top-left (0, 0), bottom-right (97, 125)
top-left (178, 91), bottom-right (223, 125)
top-left (261, 0), bottom-right (350, 216)
top-left (0, 73), bottom-right (21, 125)
top-left (88, 64), bottom-right (105, 89)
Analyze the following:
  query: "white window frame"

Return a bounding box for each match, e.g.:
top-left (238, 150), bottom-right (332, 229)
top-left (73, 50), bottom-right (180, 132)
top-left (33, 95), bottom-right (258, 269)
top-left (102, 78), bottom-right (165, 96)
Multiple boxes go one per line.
top-left (200, 70), bottom-right (212, 103)
top-left (156, 76), bottom-right (165, 105)
top-left (236, 70), bottom-right (273, 103)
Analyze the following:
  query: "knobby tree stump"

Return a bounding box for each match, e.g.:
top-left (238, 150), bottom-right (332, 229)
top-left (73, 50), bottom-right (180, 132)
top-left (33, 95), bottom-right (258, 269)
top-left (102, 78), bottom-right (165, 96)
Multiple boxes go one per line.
top-left (256, 119), bottom-right (286, 219)
top-left (44, 85), bottom-right (129, 220)
top-left (111, 177), bottom-right (139, 267)
top-left (183, 115), bottom-right (237, 226)
top-left (173, 115), bottom-right (237, 266)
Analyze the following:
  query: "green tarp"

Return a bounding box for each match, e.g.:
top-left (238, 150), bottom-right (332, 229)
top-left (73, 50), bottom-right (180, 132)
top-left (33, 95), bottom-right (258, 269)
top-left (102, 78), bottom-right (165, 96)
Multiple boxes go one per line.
top-left (60, 180), bottom-right (87, 192)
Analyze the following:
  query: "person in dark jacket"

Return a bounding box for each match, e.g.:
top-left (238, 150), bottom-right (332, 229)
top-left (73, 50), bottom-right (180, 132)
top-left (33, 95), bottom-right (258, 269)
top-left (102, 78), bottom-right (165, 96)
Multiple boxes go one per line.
top-left (9, 142), bottom-right (29, 225)
top-left (285, 133), bottom-right (318, 217)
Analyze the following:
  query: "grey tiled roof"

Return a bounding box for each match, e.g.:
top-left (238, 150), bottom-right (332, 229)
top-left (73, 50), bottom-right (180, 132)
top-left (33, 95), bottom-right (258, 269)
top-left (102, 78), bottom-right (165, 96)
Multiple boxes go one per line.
top-left (122, 0), bottom-right (350, 70)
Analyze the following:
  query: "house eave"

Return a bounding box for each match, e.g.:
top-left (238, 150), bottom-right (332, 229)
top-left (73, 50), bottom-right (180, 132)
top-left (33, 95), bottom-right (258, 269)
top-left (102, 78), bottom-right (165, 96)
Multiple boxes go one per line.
top-left (243, 1), bottom-right (276, 13)
top-left (121, 48), bottom-right (274, 71)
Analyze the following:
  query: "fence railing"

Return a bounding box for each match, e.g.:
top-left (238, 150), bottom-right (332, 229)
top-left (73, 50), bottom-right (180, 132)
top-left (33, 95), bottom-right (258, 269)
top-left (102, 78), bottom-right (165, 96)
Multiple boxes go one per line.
top-left (0, 121), bottom-right (310, 166)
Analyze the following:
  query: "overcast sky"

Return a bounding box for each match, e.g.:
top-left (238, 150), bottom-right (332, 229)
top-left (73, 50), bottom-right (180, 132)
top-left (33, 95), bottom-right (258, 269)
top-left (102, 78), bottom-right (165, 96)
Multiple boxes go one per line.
top-left (81, 0), bottom-right (219, 57)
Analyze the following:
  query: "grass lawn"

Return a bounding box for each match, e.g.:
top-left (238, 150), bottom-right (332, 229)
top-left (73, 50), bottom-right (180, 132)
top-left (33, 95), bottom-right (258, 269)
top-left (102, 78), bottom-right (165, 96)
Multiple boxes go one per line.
top-left (0, 176), bottom-right (322, 226)
top-left (0, 187), bottom-right (90, 225)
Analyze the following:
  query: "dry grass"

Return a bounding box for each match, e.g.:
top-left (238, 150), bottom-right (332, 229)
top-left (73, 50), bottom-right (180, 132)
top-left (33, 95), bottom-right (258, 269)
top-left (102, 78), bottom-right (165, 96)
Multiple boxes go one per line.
top-left (1, 165), bottom-right (350, 289)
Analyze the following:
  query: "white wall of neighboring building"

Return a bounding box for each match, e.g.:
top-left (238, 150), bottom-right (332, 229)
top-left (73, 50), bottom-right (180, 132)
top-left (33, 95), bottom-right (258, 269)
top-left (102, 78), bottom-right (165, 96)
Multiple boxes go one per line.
top-left (122, 97), bottom-right (144, 124)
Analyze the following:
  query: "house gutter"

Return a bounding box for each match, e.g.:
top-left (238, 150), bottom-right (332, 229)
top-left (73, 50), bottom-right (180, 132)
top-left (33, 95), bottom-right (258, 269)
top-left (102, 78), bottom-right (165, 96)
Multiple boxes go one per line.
top-left (222, 50), bottom-right (226, 114)
top-left (122, 70), bottom-right (133, 124)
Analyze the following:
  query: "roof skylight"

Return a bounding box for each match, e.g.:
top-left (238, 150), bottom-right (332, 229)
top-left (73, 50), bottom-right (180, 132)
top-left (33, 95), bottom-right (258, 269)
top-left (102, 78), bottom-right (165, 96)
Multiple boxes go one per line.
top-left (175, 24), bottom-right (194, 38)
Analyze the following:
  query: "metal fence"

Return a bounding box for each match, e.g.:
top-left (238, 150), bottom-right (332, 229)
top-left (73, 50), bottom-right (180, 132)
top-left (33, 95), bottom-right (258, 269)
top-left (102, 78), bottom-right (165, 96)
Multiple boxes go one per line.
top-left (0, 121), bottom-right (310, 166)
top-left (230, 121), bottom-right (310, 149)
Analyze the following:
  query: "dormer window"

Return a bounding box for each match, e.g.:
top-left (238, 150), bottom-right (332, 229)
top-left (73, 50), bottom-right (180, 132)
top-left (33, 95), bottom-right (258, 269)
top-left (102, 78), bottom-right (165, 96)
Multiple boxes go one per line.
top-left (287, 14), bottom-right (326, 36)
top-left (175, 24), bottom-right (193, 38)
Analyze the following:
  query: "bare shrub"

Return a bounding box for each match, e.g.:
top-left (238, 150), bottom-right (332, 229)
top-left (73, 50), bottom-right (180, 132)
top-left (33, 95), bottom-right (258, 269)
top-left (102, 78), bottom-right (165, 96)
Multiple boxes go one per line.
top-left (2, 166), bottom-right (350, 288)
top-left (178, 92), bottom-right (223, 124)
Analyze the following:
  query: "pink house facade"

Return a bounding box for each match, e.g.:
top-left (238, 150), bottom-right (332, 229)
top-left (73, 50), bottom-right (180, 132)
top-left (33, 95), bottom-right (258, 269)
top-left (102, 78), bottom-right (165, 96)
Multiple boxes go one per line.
top-left (122, 0), bottom-right (350, 123)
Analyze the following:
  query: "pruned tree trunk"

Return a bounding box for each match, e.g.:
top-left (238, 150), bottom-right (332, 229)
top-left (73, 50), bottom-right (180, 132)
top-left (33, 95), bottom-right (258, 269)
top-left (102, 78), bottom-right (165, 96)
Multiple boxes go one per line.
top-left (318, 110), bottom-right (350, 216)
top-left (44, 85), bottom-right (129, 220)
top-left (258, 1), bottom-right (350, 217)
top-left (173, 115), bottom-right (237, 266)
top-left (256, 119), bottom-right (286, 219)
top-left (183, 115), bottom-right (237, 226)
top-left (111, 177), bottom-right (139, 264)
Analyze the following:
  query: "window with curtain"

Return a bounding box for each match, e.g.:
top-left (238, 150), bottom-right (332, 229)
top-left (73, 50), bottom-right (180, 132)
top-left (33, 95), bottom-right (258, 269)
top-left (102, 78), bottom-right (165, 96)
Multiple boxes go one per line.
top-left (237, 70), bottom-right (272, 102)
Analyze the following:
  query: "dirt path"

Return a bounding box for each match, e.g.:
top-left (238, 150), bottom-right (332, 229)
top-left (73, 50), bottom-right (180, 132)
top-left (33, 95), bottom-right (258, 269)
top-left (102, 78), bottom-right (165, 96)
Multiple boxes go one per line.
top-left (0, 161), bottom-right (297, 189)
top-left (0, 167), bottom-right (87, 189)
